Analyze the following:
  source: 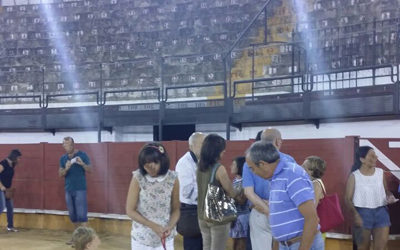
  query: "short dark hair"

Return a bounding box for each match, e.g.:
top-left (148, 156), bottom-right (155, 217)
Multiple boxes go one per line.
top-left (246, 141), bottom-right (280, 165)
top-left (138, 142), bottom-right (170, 176)
top-left (198, 134), bottom-right (226, 172)
top-left (63, 136), bottom-right (74, 144)
top-left (233, 156), bottom-right (246, 176)
top-left (8, 149), bottom-right (22, 162)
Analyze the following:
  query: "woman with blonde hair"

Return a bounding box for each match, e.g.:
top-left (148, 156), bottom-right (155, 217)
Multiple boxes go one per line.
top-left (302, 156), bottom-right (327, 205)
top-left (72, 226), bottom-right (101, 250)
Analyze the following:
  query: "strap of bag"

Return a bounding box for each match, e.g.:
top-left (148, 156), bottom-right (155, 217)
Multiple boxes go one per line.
top-left (161, 232), bottom-right (167, 250)
top-left (209, 163), bottom-right (220, 184)
top-left (314, 178), bottom-right (326, 195)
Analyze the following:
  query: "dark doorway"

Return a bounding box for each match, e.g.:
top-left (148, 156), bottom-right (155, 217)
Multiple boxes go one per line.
top-left (153, 124), bottom-right (195, 141)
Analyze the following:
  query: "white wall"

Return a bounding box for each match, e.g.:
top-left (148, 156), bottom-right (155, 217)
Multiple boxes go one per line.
top-left (231, 120), bottom-right (400, 140)
top-left (0, 131), bottom-right (114, 144)
top-left (0, 119), bottom-right (398, 144)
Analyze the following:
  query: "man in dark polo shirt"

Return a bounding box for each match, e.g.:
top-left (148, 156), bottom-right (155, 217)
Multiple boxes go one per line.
top-left (59, 137), bottom-right (91, 244)
top-left (0, 149), bottom-right (22, 232)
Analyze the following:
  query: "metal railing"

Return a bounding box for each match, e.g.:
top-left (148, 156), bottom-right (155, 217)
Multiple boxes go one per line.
top-left (231, 64), bottom-right (399, 100)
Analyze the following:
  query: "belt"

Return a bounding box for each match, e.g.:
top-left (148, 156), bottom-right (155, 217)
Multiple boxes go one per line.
top-left (180, 203), bottom-right (197, 209)
top-left (280, 236), bottom-right (302, 247)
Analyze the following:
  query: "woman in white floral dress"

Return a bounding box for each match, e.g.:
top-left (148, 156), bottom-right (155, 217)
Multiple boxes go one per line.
top-left (126, 142), bottom-right (180, 250)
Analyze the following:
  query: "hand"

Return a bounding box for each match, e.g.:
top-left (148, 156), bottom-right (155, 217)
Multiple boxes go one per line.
top-left (163, 226), bottom-right (172, 238)
top-left (261, 206), bottom-right (269, 216)
top-left (150, 223), bottom-right (169, 239)
top-left (354, 213), bottom-right (363, 227)
top-left (75, 157), bottom-right (84, 166)
top-left (261, 200), bottom-right (270, 216)
top-left (0, 186), bottom-right (6, 191)
top-left (65, 161), bottom-right (72, 170)
top-left (386, 194), bottom-right (399, 204)
top-left (255, 204), bottom-right (269, 216)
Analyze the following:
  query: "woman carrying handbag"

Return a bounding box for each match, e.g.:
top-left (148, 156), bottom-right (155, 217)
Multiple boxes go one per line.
top-left (197, 134), bottom-right (242, 250)
top-left (302, 156), bottom-right (344, 237)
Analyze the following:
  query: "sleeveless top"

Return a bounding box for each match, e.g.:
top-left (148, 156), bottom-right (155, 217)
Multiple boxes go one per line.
top-left (353, 168), bottom-right (386, 208)
top-left (131, 170), bottom-right (177, 247)
top-left (0, 159), bottom-right (14, 188)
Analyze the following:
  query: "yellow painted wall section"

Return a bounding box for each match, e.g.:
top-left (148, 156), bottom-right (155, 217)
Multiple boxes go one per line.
top-left (226, 0), bottom-right (298, 98)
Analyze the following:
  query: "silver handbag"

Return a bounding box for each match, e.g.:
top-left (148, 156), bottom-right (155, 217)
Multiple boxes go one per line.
top-left (204, 164), bottom-right (237, 223)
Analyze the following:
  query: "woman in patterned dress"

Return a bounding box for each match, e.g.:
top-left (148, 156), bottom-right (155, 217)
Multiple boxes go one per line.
top-left (126, 142), bottom-right (180, 250)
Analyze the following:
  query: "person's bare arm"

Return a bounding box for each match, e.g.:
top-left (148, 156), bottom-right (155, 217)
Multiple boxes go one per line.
top-left (58, 161), bottom-right (72, 177)
top-left (76, 156), bottom-right (91, 173)
top-left (126, 176), bottom-right (167, 238)
top-left (345, 174), bottom-right (362, 227)
top-left (244, 187), bottom-right (269, 215)
top-left (313, 181), bottom-right (324, 205)
top-left (382, 172), bottom-right (392, 196)
top-left (216, 165), bottom-right (239, 198)
top-left (165, 179), bottom-right (180, 237)
top-left (297, 200), bottom-right (319, 250)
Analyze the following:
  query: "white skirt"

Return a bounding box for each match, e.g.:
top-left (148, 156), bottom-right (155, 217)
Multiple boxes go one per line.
top-left (131, 238), bottom-right (174, 250)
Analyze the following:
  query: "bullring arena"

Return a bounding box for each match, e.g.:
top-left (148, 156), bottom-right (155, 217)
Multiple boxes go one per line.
top-left (0, 0), bottom-right (400, 249)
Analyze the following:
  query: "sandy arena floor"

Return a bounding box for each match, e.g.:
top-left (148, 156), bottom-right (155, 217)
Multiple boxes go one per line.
top-left (0, 228), bottom-right (132, 250)
top-left (0, 228), bottom-right (234, 250)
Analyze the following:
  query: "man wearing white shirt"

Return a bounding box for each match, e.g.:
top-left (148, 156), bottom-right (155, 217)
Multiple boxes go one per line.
top-left (176, 132), bottom-right (205, 250)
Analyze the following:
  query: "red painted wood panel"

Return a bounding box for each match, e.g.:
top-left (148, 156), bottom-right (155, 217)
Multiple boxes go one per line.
top-left (174, 141), bottom-right (188, 170)
top-left (79, 143), bottom-right (108, 213)
top-left (43, 143), bottom-right (74, 211)
top-left (43, 180), bottom-right (65, 210)
top-left (13, 179), bottom-right (43, 209)
top-left (1, 144), bottom-right (45, 209)
top-left (107, 142), bottom-right (144, 214)
top-left (0, 137), bottom-right (398, 235)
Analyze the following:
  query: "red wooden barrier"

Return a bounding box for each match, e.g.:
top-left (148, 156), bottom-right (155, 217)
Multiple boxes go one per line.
top-left (4, 137), bottom-right (398, 234)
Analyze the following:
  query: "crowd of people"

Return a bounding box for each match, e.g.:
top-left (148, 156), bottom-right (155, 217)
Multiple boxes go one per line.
top-left (124, 128), bottom-right (397, 250)
top-left (0, 130), bottom-right (397, 250)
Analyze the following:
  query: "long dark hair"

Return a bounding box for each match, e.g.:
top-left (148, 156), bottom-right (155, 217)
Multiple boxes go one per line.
top-left (233, 156), bottom-right (246, 177)
top-left (351, 146), bottom-right (373, 172)
top-left (198, 134), bottom-right (226, 172)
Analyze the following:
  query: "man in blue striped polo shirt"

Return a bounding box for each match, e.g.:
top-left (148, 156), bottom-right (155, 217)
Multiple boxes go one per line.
top-left (245, 141), bottom-right (323, 250)
top-left (243, 128), bottom-right (296, 250)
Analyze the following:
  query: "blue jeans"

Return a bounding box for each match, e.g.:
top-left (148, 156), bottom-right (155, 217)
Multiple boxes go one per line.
top-left (356, 206), bottom-right (391, 229)
top-left (279, 232), bottom-right (324, 250)
top-left (65, 190), bottom-right (88, 223)
top-left (0, 191), bottom-right (14, 228)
